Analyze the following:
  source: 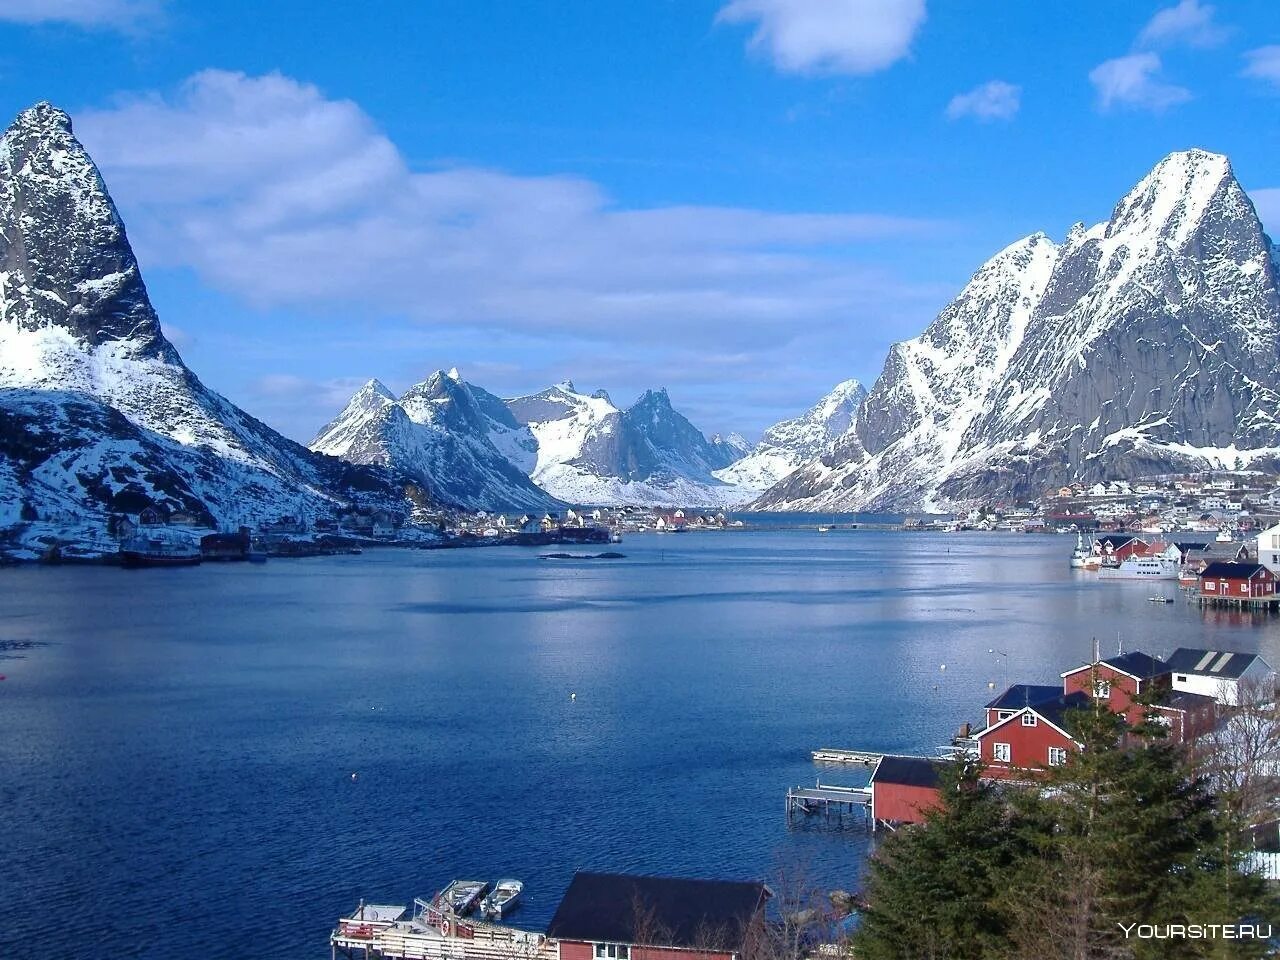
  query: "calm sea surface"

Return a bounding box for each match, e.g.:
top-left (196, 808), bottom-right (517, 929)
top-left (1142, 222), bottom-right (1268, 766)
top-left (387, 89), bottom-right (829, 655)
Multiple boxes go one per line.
top-left (3, 530), bottom-right (1278, 959)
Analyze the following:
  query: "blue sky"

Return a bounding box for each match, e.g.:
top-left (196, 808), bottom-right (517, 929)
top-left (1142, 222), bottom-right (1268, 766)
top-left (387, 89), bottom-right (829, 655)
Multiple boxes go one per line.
top-left (2, 0), bottom-right (1279, 441)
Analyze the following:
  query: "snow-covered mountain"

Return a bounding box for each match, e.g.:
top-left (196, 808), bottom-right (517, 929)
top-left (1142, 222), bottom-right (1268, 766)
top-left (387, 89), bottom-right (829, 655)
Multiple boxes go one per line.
top-left (314, 375), bottom-right (756, 507)
top-left (510, 382), bottom-right (748, 506)
top-left (713, 379), bottom-right (867, 492)
top-left (754, 149), bottom-right (1280, 512)
top-left (311, 371), bottom-right (559, 511)
top-left (0, 101), bottom-right (408, 551)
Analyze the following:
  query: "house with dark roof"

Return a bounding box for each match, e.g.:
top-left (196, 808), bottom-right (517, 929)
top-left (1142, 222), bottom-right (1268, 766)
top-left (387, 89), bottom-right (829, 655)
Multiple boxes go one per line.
top-left (971, 691), bottom-right (1090, 780)
top-left (1197, 561), bottom-right (1276, 603)
top-left (1166, 648), bottom-right (1277, 706)
top-left (982, 684), bottom-right (1062, 728)
top-left (868, 755), bottom-right (944, 826)
top-left (547, 872), bottom-right (770, 960)
top-left (1061, 652), bottom-right (1170, 730)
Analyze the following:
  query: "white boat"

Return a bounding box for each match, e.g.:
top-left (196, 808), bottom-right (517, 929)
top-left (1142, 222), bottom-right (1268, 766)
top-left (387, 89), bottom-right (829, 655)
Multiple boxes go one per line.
top-left (1069, 533), bottom-right (1089, 569)
top-left (479, 878), bottom-right (523, 918)
top-left (1097, 556), bottom-right (1180, 580)
top-left (435, 880), bottom-right (488, 916)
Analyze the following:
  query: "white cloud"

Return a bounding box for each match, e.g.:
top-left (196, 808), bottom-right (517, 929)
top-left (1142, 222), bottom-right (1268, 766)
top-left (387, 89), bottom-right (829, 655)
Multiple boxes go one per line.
top-left (945, 81), bottom-right (1020, 122)
top-left (0, 0), bottom-right (159, 29)
top-left (74, 70), bottom-right (940, 350)
top-left (1251, 188), bottom-right (1280, 235)
top-left (1136, 0), bottom-right (1229, 50)
top-left (1242, 46), bottom-right (1280, 88)
top-left (1088, 53), bottom-right (1191, 112)
top-left (716, 0), bottom-right (925, 75)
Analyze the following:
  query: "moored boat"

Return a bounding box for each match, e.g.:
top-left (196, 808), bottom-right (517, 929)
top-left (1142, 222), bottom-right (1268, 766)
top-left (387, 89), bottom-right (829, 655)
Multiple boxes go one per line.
top-left (479, 878), bottom-right (523, 918)
top-left (119, 532), bottom-right (201, 567)
top-left (435, 879), bottom-right (488, 916)
top-left (1096, 556), bottom-right (1179, 580)
top-left (1069, 532), bottom-right (1089, 568)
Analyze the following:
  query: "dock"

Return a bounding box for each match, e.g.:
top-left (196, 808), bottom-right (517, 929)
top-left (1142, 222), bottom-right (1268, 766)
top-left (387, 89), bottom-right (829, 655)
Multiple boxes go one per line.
top-left (1194, 594), bottom-right (1280, 611)
top-left (332, 899), bottom-right (553, 960)
top-left (811, 748), bottom-right (884, 765)
top-left (786, 780), bottom-right (873, 826)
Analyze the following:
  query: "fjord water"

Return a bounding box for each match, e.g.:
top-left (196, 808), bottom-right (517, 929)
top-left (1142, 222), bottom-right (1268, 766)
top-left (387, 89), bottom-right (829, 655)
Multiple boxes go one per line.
top-left (3, 530), bottom-right (1279, 959)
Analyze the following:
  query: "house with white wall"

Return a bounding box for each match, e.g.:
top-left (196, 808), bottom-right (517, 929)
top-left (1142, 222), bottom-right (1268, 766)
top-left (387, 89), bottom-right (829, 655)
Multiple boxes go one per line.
top-left (1165, 648), bottom-right (1275, 706)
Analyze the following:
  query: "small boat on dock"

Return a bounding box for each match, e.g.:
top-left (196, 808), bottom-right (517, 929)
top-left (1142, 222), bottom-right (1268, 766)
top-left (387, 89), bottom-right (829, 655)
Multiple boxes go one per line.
top-left (480, 878), bottom-right (523, 918)
top-left (435, 879), bottom-right (488, 916)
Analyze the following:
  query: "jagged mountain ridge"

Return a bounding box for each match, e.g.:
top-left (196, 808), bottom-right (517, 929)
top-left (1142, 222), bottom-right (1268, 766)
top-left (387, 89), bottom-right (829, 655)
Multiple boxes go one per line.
top-left (315, 375), bottom-right (758, 508)
top-left (310, 372), bottom-right (559, 511)
top-left (753, 149), bottom-right (1280, 512)
top-left (0, 101), bottom-right (409, 548)
top-left (713, 379), bottom-right (867, 492)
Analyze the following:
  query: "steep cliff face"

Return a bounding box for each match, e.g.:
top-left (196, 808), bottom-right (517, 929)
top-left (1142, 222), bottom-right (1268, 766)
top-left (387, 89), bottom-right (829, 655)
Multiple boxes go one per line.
top-left (753, 149), bottom-right (1280, 512)
top-left (0, 102), bottom-right (408, 550)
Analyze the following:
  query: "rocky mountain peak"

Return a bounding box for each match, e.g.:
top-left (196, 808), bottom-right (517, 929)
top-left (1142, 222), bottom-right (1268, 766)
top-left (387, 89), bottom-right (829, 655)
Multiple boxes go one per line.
top-left (1105, 148), bottom-right (1237, 246)
top-left (0, 100), bottom-right (175, 360)
top-left (13, 101), bottom-right (74, 137)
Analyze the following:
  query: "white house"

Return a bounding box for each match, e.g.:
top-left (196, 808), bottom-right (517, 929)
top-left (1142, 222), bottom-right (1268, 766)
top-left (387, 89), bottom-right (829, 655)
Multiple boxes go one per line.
top-left (1166, 648), bottom-right (1276, 706)
top-left (1257, 522), bottom-right (1280, 574)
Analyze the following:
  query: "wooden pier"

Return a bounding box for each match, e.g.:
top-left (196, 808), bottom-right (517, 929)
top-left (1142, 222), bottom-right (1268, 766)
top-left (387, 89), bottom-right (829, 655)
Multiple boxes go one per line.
top-left (332, 899), bottom-right (553, 960)
top-left (1195, 594), bottom-right (1280, 611)
top-left (786, 780), bottom-right (873, 825)
top-left (811, 748), bottom-right (883, 765)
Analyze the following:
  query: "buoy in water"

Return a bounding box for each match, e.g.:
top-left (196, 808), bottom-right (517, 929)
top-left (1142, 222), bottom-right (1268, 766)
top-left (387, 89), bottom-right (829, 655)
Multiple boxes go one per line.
top-left (940, 664), bottom-right (946, 671)
top-left (570, 692), bottom-right (577, 701)
top-left (351, 772), bottom-right (358, 781)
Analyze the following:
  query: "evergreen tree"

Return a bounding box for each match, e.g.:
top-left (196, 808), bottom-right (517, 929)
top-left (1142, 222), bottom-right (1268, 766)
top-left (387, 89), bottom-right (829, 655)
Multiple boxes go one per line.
top-left (855, 760), bottom-right (1029, 960)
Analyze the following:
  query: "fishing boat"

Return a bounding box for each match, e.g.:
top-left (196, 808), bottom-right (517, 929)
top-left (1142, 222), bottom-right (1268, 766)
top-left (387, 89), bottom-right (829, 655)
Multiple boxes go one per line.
top-left (1096, 556), bottom-right (1180, 580)
top-left (1069, 532), bottom-right (1090, 569)
top-left (1148, 595), bottom-right (1174, 603)
top-left (435, 880), bottom-right (488, 916)
top-left (119, 531), bottom-right (201, 568)
top-left (479, 879), bottom-right (523, 918)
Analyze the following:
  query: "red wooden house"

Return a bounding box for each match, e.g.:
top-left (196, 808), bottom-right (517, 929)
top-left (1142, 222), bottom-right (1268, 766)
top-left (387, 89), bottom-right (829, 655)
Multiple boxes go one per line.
top-left (548, 872), bottom-right (770, 960)
top-left (868, 755), bottom-right (944, 826)
top-left (972, 691), bottom-right (1088, 779)
top-left (1198, 561), bottom-right (1277, 600)
top-left (1060, 651), bottom-right (1167, 728)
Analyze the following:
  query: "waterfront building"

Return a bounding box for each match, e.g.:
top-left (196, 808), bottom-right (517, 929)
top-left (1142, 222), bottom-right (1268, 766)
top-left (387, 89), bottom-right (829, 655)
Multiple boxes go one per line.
top-left (868, 756), bottom-right (944, 825)
top-left (546, 872), bottom-right (770, 960)
top-left (1166, 648), bottom-right (1277, 706)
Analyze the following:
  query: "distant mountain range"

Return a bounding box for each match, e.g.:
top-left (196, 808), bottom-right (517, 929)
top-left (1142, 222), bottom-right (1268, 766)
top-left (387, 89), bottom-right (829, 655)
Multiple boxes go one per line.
top-left (0, 102), bottom-right (409, 556)
top-left (753, 149), bottom-right (1280, 512)
top-left (311, 372), bottom-right (850, 509)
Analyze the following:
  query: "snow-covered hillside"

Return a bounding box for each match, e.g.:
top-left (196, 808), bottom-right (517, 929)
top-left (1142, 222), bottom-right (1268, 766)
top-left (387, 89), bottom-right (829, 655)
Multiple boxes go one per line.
top-left (0, 101), bottom-right (409, 554)
top-left (713, 379), bottom-right (867, 492)
top-left (754, 149), bottom-right (1280, 512)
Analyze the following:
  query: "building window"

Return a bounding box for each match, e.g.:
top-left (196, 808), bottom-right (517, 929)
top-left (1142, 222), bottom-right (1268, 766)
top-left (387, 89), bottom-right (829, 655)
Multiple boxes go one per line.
top-left (1094, 680), bottom-right (1111, 699)
top-left (1048, 747), bottom-right (1067, 766)
top-left (997, 710), bottom-right (1012, 720)
top-left (993, 742), bottom-right (1011, 762)
top-left (1204, 581), bottom-right (1216, 590)
top-left (1175, 675), bottom-right (1187, 683)
top-left (595, 946), bottom-right (630, 960)
top-left (1021, 713), bottom-right (1037, 727)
